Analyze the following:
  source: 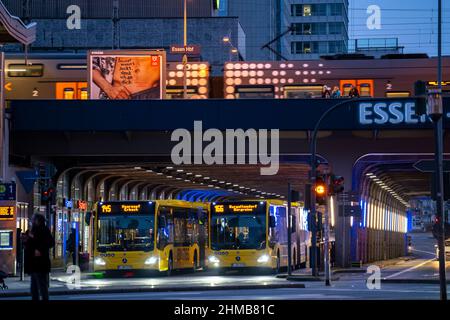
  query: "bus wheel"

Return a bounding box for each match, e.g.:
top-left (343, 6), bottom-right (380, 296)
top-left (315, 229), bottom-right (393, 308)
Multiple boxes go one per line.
top-left (193, 251), bottom-right (198, 272)
top-left (166, 253), bottom-right (173, 277)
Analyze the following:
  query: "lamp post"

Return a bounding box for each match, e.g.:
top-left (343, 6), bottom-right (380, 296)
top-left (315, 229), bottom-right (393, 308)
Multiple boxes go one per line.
top-left (183, 0), bottom-right (188, 99)
top-left (309, 98), bottom-right (374, 276)
top-left (430, 0), bottom-right (447, 301)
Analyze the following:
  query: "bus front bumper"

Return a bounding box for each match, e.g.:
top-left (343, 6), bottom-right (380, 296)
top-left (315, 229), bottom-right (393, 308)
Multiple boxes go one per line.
top-left (93, 254), bottom-right (162, 272)
top-left (206, 250), bottom-right (275, 269)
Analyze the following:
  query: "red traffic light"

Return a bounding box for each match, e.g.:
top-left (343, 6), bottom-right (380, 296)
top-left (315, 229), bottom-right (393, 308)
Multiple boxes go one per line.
top-left (330, 175), bottom-right (345, 195)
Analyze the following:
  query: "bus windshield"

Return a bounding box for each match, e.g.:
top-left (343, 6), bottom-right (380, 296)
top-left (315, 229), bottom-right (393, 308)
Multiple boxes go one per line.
top-left (211, 203), bottom-right (266, 250)
top-left (97, 214), bottom-right (155, 252)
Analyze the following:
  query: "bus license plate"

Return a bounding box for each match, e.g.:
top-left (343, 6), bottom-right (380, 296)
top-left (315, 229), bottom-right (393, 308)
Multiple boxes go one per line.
top-left (118, 265), bottom-right (132, 270)
top-left (231, 263), bottom-right (246, 268)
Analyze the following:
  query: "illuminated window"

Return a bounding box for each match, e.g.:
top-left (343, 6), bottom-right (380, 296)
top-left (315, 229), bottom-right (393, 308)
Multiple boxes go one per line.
top-left (303, 5), bottom-right (311, 16)
top-left (7, 64), bottom-right (44, 77)
top-left (386, 91), bottom-right (411, 98)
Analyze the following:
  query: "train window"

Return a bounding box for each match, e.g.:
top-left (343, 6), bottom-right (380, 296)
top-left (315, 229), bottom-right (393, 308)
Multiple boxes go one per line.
top-left (166, 86), bottom-right (198, 99)
top-left (63, 88), bottom-right (75, 100)
top-left (57, 64), bottom-right (87, 70)
top-left (284, 85), bottom-right (323, 99)
top-left (7, 64), bottom-right (44, 77)
top-left (80, 88), bottom-right (88, 100)
top-left (357, 80), bottom-right (374, 97)
top-left (341, 82), bottom-right (355, 96)
top-left (235, 86), bottom-right (274, 99)
top-left (359, 83), bottom-right (372, 97)
top-left (385, 91), bottom-right (411, 98)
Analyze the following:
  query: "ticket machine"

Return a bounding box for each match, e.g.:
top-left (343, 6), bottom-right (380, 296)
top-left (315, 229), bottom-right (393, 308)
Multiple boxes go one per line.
top-left (0, 182), bottom-right (18, 275)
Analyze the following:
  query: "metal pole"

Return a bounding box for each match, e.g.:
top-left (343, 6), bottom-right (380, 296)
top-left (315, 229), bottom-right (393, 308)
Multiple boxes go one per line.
top-left (310, 142), bottom-right (318, 276)
top-left (287, 183), bottom-right (292, 276)
top-left (435, 0), bottom-right (447, 301)
top-left (183, 0), bottom-right (188, 99)
top-left (324, 190), bottom-right (331, 286)
top-left (309, 98), bottom-right (373, 276)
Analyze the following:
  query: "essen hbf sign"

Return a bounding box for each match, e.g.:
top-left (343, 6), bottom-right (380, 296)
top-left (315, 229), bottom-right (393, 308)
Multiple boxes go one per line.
top-left (358, 101), bottom-right (449, 126)
top-left (170, 45), bottom-right (201, 55)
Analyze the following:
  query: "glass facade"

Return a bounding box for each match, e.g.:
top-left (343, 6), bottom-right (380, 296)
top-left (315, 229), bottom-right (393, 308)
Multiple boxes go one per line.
top-left (284, 0), bottom-right (349, 59)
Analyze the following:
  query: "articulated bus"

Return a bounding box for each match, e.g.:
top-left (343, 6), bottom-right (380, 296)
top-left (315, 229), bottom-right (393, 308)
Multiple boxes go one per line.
top-left (93, 200), bottom-right (209, 275)
top-left (208, 200), bottom-right (310, 273)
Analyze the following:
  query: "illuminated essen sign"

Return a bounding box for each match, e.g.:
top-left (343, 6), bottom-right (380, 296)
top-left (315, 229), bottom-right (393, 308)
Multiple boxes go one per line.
top-left (214, 203), bottom-right (261, 214)
top-left (99, 202), bottom-right (152, 215)
top-left (0, 206), bottom-right (14, 220)
top-left (358, 102), bottom-right (430, 125)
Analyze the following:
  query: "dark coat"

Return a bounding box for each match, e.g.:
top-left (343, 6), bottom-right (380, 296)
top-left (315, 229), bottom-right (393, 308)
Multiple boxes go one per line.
top-left (24, 226), bottom-right (55, 274)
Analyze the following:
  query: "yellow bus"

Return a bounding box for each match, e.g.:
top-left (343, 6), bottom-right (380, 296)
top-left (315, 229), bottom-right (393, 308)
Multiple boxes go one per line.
top-left (93, 200), bottom-right (209, 275)
top-left (208, 200), bottom-right (310, 273)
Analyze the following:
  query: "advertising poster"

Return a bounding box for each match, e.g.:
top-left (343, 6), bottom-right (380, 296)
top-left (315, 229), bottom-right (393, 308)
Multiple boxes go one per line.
top-left (88, 50), bottom-right (166, 100)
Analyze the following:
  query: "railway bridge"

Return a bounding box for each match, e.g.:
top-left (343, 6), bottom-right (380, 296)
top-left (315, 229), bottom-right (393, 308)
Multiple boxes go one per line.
top-left (3, 97), bottom-right (450, 270)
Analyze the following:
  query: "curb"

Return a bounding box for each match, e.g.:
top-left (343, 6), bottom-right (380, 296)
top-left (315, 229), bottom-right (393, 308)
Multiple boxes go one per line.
top-left (332, 269), bottom-right (366, 274)
top-left (286, 276), bottom-right (340, 282)
top-left (381, 279), bottom-right (450, 284)
top-left (0, 282), bottom-right (306, 298)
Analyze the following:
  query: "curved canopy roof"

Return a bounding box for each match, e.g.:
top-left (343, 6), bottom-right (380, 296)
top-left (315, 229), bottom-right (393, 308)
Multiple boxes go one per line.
top-left (0, 1), bottom-right (36, 45)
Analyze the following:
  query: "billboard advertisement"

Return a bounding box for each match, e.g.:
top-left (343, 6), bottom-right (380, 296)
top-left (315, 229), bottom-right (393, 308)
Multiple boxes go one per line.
top-left (88, 50), bottom-right (166, 100)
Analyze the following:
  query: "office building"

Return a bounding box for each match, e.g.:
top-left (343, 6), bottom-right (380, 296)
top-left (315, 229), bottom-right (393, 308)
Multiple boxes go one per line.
top-left (282, 0), bottom-right (349, 59)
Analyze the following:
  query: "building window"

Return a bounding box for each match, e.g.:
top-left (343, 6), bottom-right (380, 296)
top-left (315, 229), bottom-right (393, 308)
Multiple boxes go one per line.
top-left (303, 42), bottom-right (312, 53)
top-left (291, 4), bottom-right (302, 16)
top-left (329, 41), bottom-right (344, 54)
top-left (303, 5), bottom-right (312, 16)
top-left (303, 23), bottom-right (312, 35)
top-left (329, 22), bottom-right (343, 35)
top-left (291, 4), bottom-right (327, 17)
top-left (330, 3), bottom-right (343, 16)
top-left (291, 42), bottom-right (319, 54)
top-left (291, 23), bottom-right (326, 35)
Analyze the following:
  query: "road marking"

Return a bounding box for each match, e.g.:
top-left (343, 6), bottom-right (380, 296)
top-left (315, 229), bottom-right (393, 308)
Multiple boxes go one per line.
top-left (384, 258), bottom-right (435, 279)
top-left (410, 248), bottom-right (436, 256)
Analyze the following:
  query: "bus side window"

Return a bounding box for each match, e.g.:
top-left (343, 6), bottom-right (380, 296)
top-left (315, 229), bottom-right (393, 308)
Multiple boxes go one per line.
top-left (157, 207), bottom-right (172, 250)
top-left (269, 206), bottom-right (277, 247)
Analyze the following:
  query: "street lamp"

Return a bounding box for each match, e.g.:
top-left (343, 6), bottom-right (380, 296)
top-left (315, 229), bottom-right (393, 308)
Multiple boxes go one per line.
top-left (222, 34), bottom-right (239, 61)
top-left (183, 0), bottom-right (189, 99)
top-left (431, 0), bottom-right (447, 301)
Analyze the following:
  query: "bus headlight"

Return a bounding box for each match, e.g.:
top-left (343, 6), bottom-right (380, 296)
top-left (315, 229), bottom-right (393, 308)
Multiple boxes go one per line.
top-left (94, 257), bottom-right (106, 266)
top-left (145, 256), bottom-right (159, 265)
top-left (208, 256), bottom-right (220, 264)
top-left (257, 254), bottom-right (270, 263)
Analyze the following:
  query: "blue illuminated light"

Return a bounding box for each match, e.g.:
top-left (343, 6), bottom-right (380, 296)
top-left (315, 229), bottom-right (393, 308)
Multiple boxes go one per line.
top-left (360, 200), bottom-right (367, 228)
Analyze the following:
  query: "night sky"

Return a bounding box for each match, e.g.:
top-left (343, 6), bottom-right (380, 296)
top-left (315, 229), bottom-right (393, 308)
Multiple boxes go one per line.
top-left (349, 0), bottom-right (450, 56)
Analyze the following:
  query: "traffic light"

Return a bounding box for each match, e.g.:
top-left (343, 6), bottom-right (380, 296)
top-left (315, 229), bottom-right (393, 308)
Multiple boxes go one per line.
top-left (315, 175), bottom-right (327, 205)
top-left (41, 187), bottom-right (55, 204)
top-left (414, 80), bottom-right (427, 116)
top-left (329, 175), bottom-right (345, 195)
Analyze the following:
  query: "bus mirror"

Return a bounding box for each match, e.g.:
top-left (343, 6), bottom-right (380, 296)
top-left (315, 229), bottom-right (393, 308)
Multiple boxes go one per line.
top-left (269, 216), bottom-right (276, 228)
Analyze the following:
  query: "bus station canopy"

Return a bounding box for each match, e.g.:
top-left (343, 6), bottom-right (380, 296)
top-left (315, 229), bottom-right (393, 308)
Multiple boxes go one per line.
top-left (0, 1), bottom-right (36, 45)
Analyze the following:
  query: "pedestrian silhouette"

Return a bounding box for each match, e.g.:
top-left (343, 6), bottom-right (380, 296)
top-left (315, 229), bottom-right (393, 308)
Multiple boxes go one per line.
top-left (22, 214), bottom-right (55, 301)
